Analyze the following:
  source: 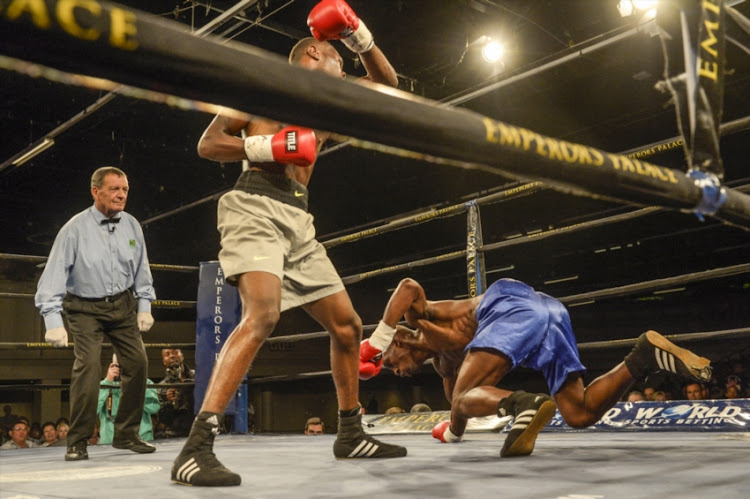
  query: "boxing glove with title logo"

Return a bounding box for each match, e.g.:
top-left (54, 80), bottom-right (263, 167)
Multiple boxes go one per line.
top-left (243, 126), bottom-right (317, 167)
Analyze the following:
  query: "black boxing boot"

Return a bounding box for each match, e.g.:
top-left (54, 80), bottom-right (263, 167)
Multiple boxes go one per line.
top-left (624, 330), bottom-right (712, 382)
top-left (64, 439), bottom-right (88, 461)
top-left (333, 406), bottom-right (407, 459)
top-left (497, 391), bottom-right (556, 458)
top-left (171, 412), bottom-right (240, 486)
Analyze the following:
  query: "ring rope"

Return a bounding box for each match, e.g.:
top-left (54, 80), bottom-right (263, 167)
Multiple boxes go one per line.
top-left (2, 2), bottom-right (750, 227)
top-left (5, 326), bottom-right (749, 389)
top-left (577, 327), bottom-right (750, 351)
top-left (322, 182), bottom-right (543, 249)
top-left (0, 342), bottom-right (196, 350)
top-left (0, 253), bottom-right (199, 273)
top-left (0, 0), bottom-right (259, 173)
top-left (0, 381), bottom-right (205, 392)
top-left (0, 292), bottom-right (197, 309)
top-left (138, 110), bottom-right (748, 234)
top-left (5, 264), bottom-right (746, 351)
top-left (557, 263), bottom-right (750, 305)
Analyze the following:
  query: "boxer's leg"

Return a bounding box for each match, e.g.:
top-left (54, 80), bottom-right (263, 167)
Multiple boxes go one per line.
top-left (451, 349), bottom-right (555, 458)
top-left (172, 271), bottom-right (281, 486)
top-left (451, 349), bottom-right (513, 421)
top-left (304, 290), bottom-right (406, 458)
top-left (553, 369), bottom-right (632, 429)
top-left (554, 330), bottom-right (711, 428)
top-left (625, 330), bottom-right (712, 382)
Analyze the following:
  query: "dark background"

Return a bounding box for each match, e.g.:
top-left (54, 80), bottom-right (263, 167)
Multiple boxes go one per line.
top-left (1, 1), bottom-right (749, 407)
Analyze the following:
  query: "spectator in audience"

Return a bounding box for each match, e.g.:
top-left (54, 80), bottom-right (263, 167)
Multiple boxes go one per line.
top-left (41, 421), bottom-right (59, 447)
top-left (15, 416), bottom-right (35, 443)
top-left (304, 417), bottom-right (325, 435)
top-left (98, 358), bottom-right (160, 444)
top-left (157, 348), bottom-right (195, 438)
top-left (642, 386), bottom-right (656, 401)
top-left (385, 407), bottom-right (406, 415)
top-left (28, 422), bottom-right (43, 444)
top-left (725, 384), bottom-right (742, 399)
top-left (0, 419), bottom-right (39, 449)
top-left (729, 360), bottom-right (748, 388)
top-left (0, 405), bottom-right (17, 439)
top-left (683, 382), bottom-right (705, 401)
top-left (56, 421), bottom-right (70, 441)
top-left (726, 374), bottom-right (742, 390)
top-left (652, 390), bottom-right (668, 401)
top-left (410, 403), bottom-right (432, 413)
top-left (626, 390), bottom-right (645, 402)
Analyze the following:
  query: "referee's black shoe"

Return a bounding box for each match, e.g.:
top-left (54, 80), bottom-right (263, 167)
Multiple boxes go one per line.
top-left (64, 439), bottom-right (88, 461)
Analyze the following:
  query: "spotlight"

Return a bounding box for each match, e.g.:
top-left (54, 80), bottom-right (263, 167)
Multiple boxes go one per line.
top-left (617, 0), bottom-right (658, 18)
top-left (481, 40), bottom-right (504, 63)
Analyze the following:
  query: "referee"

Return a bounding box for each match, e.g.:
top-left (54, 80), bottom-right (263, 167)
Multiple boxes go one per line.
top-left (35, 166), bottom-right (156, 461)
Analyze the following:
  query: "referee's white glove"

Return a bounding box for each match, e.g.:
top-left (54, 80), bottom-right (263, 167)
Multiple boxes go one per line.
top-left (45, 326), bottom-right (69, 347)
top-left (137, 312), bottom-right (154, 332)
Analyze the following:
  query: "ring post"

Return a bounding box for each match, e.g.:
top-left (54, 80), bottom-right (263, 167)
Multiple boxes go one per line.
top-left (466, 201), bottom-right (487, 296)
top-left (194, 261), bottom-right (248, 433)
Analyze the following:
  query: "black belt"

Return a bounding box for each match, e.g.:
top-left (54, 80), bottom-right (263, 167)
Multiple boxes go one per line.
top-left (70, 290), bottom-right (131, 303)
top-left (233, 170), bottom-right (309, 211)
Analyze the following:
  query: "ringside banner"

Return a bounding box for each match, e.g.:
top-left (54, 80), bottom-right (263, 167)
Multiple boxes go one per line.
top-left (195, 261), bottom-right (247, 432)
top-left (363, 411), bottom-right (510, 435)
top-left (362, 399), bottom-right (749, 435)
top-left (544, 399), bottom-right (750, 432)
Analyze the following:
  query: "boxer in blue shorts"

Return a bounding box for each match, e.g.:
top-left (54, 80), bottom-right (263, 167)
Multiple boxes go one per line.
top-left (360, 278), bottom-right (712, 457)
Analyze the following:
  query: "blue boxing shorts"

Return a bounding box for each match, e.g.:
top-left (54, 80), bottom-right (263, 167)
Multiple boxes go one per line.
top-left (466, 278), bottom-right (586, 395)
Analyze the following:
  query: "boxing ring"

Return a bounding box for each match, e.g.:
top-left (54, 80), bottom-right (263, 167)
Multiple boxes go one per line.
top-left (0, 432), bottom-right (749, 498)
top-left (2, 0), bottom-right (750, 496)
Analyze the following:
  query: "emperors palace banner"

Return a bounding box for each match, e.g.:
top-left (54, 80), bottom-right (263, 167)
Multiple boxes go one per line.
top-left (362, 400), bottom-right (749, 434)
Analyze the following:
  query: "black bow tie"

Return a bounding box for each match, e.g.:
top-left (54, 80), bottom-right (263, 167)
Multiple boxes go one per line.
top-left (101, 218), bottom-right (121, 224)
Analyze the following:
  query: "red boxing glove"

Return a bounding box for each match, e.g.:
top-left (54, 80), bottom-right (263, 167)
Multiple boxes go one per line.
top-left (432, 421), bottom-right (462, 443)
top-left (359, 339), bottom-right (383, 380)
top-left (307, 0), bottom-right (374, 53)
top-left (244, 126), bottom-right (317, 167)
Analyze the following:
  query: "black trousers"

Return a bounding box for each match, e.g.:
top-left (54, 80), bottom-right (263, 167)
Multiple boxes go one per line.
top-left (63, 291), bottom-right (148, 445)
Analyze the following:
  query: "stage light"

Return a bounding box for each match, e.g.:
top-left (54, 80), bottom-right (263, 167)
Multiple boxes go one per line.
top-left (481, 40), bottom-right (504, 63)
top-left (618, 0), bottom-right (657, 18)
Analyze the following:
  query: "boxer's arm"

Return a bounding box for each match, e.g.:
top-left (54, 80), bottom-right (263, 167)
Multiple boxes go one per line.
top-left (442, 374), bottom-right (456, 404)
top-left (197, 113), bottom-right (251, 162)
top-left (357, 45), bottom-right (398, 88)
top-left (360, 279), bottom-right (426, 375)
top-left (383, 278), bottom-right (427, 328)
top-left (442, 376), bottom-right (468, 437)
top-left (307, 0), bottom-right (397, 88)
top-left (449, 411), bottom-right (468, 437)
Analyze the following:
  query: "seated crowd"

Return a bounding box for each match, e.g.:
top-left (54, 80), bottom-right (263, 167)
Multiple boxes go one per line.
top-left (2, 353), bottom-right (748, 449)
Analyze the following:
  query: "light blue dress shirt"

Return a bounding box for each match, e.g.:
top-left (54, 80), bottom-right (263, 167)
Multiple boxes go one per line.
top-left (35, 204), bottom-right (156, 330)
